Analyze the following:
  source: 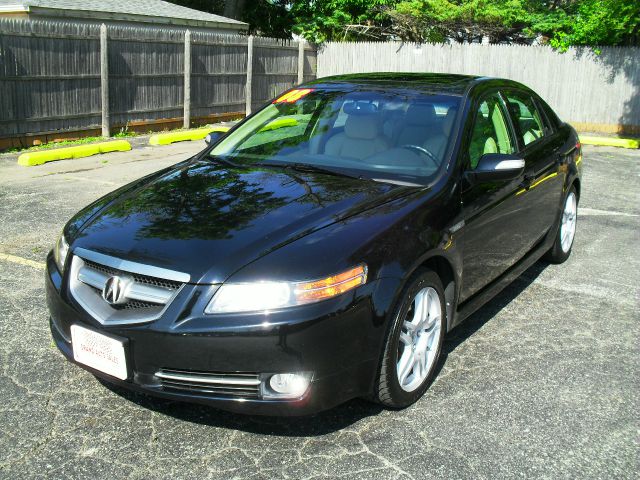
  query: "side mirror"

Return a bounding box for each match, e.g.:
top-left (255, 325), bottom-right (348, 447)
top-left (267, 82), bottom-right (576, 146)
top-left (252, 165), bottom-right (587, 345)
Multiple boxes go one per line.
top-left (205, 131), bottom-right (224, 145)
top-left (465, 153), bottom-right (525, 184)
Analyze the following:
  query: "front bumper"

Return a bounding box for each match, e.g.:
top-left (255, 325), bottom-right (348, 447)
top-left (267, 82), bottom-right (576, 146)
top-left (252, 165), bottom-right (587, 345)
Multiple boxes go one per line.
top-left (46, 254), bottom-right (388, 416)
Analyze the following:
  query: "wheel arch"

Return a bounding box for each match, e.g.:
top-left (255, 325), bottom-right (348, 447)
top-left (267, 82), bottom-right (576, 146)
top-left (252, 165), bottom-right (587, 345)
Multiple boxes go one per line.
top-left (572, 177), bottom-right (581, 200)
top-left (419, 255), bottom-right (457, 331)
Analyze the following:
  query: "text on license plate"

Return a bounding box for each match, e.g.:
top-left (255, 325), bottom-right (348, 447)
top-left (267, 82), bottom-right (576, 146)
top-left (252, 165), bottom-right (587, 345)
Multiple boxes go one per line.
top-left (71, 324), bottom-right (127, 380)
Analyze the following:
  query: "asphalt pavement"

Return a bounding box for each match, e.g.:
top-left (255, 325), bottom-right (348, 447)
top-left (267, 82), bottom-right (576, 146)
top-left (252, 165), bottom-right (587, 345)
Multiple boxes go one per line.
top-left (0, 143), bottom-right (638, 479)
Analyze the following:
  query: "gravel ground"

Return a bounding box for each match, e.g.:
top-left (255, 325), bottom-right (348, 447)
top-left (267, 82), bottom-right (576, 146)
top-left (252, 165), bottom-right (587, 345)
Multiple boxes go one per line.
top-left (0, 143), bottom-right (638, 479)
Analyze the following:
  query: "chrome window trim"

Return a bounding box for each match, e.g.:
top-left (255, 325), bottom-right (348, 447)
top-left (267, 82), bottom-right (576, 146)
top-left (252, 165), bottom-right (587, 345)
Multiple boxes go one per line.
top-left (73, 247), bottom-right (190, 283)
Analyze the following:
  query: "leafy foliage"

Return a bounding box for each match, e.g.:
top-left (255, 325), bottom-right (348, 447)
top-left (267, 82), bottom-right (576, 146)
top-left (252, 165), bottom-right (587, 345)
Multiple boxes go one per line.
top-left (165, 0), bottom-right (640, 47)
top-left (287, 0), bottom-right (395, 42)
top-left (386, 0), bottom-right (534, 43)
top-left (385, 0), bottom-right (640, 47)
top-left (540, 0), bottom-right (640, 50)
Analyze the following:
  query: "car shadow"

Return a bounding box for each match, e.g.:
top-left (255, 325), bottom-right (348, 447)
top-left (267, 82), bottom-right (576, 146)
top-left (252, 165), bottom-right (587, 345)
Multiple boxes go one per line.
top-left (101, 260), bottom-right (548, 436)
top-left (99, 379), bottom-right (385, 436)
top-left (430, 260), bottom-right (548, 381)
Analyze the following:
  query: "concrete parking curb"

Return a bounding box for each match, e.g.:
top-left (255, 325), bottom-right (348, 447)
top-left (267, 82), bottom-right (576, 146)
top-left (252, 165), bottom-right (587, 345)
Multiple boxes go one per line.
top-left (579, 135), bottom-right (639, 149)
top-left (17, 140), bottom-right (132, 166)
top-left (149, 126), bottom-right (231, 146)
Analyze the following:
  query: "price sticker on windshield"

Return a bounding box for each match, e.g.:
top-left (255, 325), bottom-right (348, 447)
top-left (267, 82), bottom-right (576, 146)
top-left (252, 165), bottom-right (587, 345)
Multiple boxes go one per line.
top-left (273, 88), bottom-right (314, 104)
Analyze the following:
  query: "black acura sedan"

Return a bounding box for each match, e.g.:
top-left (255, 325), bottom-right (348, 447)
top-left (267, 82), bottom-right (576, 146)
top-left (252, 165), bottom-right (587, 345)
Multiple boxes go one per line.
top-left (47, 73), bottom-right (582, 415)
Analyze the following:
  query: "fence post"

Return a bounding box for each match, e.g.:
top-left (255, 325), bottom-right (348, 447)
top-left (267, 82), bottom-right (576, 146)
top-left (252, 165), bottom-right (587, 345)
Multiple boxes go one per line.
top-left (183, 30), bottom-right (191, 129)
top-left (297, 40), bottom-right (305, 85)
top-left (245, 35), bottom-right (253, 116)
top-left (100, 24), bottom-right (110, 137)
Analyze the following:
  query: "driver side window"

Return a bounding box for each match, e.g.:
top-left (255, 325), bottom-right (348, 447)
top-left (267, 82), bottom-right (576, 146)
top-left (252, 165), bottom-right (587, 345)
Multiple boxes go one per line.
top-left (468, 94), bottom-right (514, 169)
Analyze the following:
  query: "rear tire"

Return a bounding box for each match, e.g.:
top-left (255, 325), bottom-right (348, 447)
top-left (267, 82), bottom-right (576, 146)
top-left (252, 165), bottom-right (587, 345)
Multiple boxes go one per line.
top-left (544, 186), bottom-right (578, 264)
top-left (373, 269), bottom-right (446, 408)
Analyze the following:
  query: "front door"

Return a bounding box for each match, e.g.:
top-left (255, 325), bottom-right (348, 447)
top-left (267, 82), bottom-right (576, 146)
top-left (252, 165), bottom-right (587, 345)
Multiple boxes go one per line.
top-left (459, 92), bottom-right (529, 302)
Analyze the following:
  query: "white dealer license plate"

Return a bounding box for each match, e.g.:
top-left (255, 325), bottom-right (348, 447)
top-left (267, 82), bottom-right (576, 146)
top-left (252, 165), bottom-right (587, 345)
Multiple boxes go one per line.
top-left (71, 325), bottom-right (128, 380)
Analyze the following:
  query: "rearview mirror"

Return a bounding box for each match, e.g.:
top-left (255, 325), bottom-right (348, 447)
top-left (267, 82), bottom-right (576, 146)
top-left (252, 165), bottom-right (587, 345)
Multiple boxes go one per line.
top-left (465, 153), bottom-right (525, 184)
top-left (205, 131), bottom-right (224, 145)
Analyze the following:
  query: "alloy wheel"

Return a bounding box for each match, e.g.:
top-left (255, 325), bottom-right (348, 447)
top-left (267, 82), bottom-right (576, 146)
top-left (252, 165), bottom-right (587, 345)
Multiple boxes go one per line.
top-left (560, 191), bottom-right (577, 253)
top-left (396, 286), bottom-right (442, 392)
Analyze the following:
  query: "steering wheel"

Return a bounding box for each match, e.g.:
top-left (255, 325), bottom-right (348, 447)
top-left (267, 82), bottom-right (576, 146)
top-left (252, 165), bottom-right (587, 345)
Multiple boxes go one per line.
top-left (400, 144), bottom-right (439, 167)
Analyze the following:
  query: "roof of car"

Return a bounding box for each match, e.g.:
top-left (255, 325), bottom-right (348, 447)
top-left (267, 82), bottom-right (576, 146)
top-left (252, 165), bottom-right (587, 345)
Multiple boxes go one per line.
top-left (307, 73), bottom-right (497, 96)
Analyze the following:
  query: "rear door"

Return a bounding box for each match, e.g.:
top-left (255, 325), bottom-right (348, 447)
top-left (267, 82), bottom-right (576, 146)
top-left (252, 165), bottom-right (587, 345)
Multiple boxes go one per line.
top-left (500, 89), bottom-right (565, 250)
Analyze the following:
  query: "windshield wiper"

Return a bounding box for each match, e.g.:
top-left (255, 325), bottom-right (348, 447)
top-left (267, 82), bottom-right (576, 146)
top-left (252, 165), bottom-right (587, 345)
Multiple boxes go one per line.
top-left (259, 161), bottom-right (365, 180)
top-left (208, 154), bottom-right (244, 169)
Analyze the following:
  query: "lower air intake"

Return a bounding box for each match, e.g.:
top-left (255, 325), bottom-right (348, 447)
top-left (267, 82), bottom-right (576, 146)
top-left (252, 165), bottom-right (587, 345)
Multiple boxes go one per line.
top-left (155, 369), bottom-right (261, 399)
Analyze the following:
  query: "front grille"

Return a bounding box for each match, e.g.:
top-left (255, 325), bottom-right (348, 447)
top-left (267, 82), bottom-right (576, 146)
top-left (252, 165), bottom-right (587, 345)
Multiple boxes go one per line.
top-left (85, 283), bottom-right (161, 310)
top-left (69, 248), bottom-right (188, 326)
top-left (84, 259), bottom-right (182, 291)
top-left (156, 368), bottom-right (261, 399)
top-left (112, 299), bottom-right (159, 310)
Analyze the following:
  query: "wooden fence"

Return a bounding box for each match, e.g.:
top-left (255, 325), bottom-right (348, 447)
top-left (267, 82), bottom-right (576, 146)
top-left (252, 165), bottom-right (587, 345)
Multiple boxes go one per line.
top-left (318, 42), bottom-right (640, 135)
top-left (0, 18), bottom-right (317, 146)
top-left (2, 20), bottom-right (638, 146)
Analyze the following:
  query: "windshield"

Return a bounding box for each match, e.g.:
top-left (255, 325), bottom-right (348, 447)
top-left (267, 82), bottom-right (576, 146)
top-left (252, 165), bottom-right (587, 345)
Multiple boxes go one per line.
top-left (210, 88), bottom-right (461, 185)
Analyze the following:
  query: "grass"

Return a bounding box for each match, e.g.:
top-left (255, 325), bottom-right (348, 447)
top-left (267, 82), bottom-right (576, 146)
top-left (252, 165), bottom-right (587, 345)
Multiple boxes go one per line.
top-left (2, 120), bottom-right (241, 155)
top-left (2, 124), bottom-right (139, 155)
top-left (113, 124), bottom-right (138, 138)
top-left (4, 136), bottom-right (108, 154)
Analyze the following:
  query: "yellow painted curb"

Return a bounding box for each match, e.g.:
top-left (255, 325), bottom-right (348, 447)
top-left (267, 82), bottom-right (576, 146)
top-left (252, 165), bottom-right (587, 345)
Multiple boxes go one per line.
top-left (579, 135), bottom-right (639, 149)
top-left (18, 140), bottom-right (132, 166)
top-left (149, 126), bottom-right (231, 146)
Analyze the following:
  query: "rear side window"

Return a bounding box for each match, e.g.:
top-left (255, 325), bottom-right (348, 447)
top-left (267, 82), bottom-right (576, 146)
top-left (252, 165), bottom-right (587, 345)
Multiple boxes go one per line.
top-left (538, 98), bottom-right (561, 130)
top-left (503, 91), bottom-right (546, 147)
top-left (468, 93), bottom-right (514, 169)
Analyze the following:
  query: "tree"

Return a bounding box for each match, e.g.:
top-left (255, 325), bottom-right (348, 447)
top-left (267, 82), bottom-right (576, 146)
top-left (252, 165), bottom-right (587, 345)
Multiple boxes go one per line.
top-left (164, 0), bottom-right (639, 47)
top-left (383, 0), bottom-right (639, 47)
top-left (165, 0), bottom-right (293, 38)
top-left (223, 0), bottom-right (247, 20)
top-left (538, 0), bottom-right (640, 50)
top-left (384, 0), bottom-right (534, 43)
top-left (287, 0), bottom-right (396, 42)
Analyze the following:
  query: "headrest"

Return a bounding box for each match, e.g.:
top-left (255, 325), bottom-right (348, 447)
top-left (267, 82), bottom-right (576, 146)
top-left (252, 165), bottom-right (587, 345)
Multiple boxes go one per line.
top-left (345, 114), bottom-right (380, 140)
top-left (343, 101), bottom-right (378, 115)
top-left (508, 102), bottom-right (521, 118)
top-left (404, 103), bottom-right (437, 126)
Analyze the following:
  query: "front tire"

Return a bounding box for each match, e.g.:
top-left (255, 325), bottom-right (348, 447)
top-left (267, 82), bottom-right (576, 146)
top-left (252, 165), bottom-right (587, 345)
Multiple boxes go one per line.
top-left (544, 186), bottom-right (578, 264)
top-left (374, 269), bottom-right (446, 408)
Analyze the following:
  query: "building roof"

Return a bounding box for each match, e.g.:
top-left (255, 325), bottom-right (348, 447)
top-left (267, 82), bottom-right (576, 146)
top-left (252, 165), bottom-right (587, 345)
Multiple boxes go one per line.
top-left (0, 0), bottom-right (248, 30)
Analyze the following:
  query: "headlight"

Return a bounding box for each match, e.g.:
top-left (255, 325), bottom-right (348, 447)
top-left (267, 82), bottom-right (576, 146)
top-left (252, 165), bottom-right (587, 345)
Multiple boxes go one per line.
top-left (205, 264), bottom-right (367, 314)
top-left (53, 233), bottom-right (69, 273)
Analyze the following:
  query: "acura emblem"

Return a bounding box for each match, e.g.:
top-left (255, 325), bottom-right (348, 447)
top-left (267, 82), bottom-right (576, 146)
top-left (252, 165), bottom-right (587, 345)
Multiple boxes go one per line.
top-left (102, 276), bottom-right (130, 305)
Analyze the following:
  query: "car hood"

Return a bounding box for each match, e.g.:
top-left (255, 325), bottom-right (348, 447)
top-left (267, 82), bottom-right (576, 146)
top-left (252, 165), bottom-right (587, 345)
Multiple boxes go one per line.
top-left (70, 159), bottom-right (404, 284)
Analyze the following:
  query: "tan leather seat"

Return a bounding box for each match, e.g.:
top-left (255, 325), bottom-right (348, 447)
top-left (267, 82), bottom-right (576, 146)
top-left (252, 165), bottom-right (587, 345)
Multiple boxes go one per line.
top-left (423, 108), bottom-right (457, 160)
top-left (523, 130), bottom-right (541, 145)
top-left (325, 114), bottom-right (390, 160)
top-left (395, 103), bottom-right (438, 146)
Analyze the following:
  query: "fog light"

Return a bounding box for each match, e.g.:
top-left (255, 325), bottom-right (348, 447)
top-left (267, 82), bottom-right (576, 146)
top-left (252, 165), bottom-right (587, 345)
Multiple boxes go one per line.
top-left (263, 373), bottom-right (311, 399)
